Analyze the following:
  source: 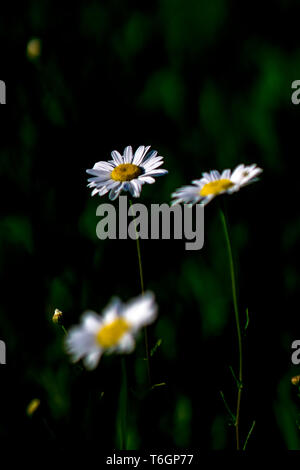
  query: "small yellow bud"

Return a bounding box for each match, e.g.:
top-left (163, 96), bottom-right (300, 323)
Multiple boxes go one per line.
top-left (291, 375), bottom-right (300, 386)
top-left (26, 398), bottom-right (40, 416)
top-left (52, 309), bottom-right (63, 324)
top-left (27, 38), bottom-right (42, 60)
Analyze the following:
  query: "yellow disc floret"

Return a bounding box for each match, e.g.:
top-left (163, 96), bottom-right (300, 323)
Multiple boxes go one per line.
top-left (111, 163), bottom-right (142, 182)
top-left (200, 179), bottom-right (234, 196)
top-left (96, 317), bottom-right (130, 348)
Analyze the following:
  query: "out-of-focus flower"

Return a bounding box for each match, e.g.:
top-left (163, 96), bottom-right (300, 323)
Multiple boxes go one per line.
top-left (86, 145), bottom-right (168, 200)
top-left (65, 292), bottom-right (157, 370)
top-left (27, 38), bottom-right (42, 60)
top-left (26, 398), bottom-right (40, 416)
top-left (171, 164), bottom-right (263, 206)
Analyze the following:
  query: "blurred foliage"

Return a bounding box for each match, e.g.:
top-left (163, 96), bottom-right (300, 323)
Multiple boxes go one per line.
top-left (1, 0), bottom-right (300, 449)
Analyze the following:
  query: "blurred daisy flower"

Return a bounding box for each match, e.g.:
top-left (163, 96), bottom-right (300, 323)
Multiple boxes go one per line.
top-left (86, 145), bottom-right (168, 200)
top-left (65, 292), bottom-right (157, 370)
top-left (171, 164), bottom-right (262, 206)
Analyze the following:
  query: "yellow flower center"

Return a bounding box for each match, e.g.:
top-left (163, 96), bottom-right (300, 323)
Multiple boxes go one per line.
top-left (96, 318), bottom-right (130, 348)
top-left (111, 163), bottom-right (142, 182)
top-left (200, 179), bottom-right (234, 196)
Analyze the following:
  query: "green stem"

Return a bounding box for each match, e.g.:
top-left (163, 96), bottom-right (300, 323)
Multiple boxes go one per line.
top-left (219, 390), bottom-right (236, 424)
top-left (219, 206), bottom-right (243, 450)
top-left (243, 420), bottom-right (256, 450)
top-left (61, 325), bottom-right (68, 336)
top-left (129, 199), bottom-right (151, 386)
top-left (135, 228), bottom-right (145, 294)
top-left (119, 357), bottom-right (128, 450)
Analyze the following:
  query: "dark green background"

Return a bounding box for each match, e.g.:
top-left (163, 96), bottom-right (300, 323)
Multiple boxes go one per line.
top-left (1, 0), bottom-right (300, 449)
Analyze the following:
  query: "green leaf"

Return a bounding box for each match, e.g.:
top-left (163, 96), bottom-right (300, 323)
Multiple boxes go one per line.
top-left (150, 338), bottom-right (162, 357)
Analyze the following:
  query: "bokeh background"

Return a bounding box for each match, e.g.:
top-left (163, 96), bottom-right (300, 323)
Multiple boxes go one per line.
top-left (1, 0), bottom-right (300, 449)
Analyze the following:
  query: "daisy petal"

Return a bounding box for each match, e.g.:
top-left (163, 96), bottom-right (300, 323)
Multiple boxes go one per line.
top-left (109, 183), bottom-right (124, 200)
top-left (93, 161), bottom-right (115, 171)
top-left (133, 146), bottom-right (151, 165)
top-left (102, 298), bottom-right (122, 324)
top-left (132, 146), bottom-right (145, 164)
top-left (202, 172), bottom-right (213, 181)
top-left (129, 180), bottom-right (142, 197)
top-left (123, 292), bottom-right (157, 332)
top-left (142, 149), bottom-right (158, 164)
top-left (117, 333), bottom-right (135, 354)
top-left (221, 169), bottom-right (231, 180)
top-left (111, 150), bottom-right (123, 165)
top-left (91, 188), bottom-right (99, 196)
top-left (211, 170), bottom-right (221, 180)
top-left (123, 146), bottom-right (133, 163)
top-left (139, 175), bottom-right (155, 184)
top-left (142, 160), bottom-right (166, 172)
top-left (144, 168), bottom-right (168, 177)
top-left (65, 328), bottom-right (95, 361)
top-left (83, 349), bottom-right (102, 370)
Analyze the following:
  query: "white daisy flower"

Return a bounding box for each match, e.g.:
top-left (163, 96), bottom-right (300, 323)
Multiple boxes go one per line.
top-left (65, 292), bottom-right (157, 370)
top-left (86, 145), bottom-right (168, 200)
top-left (171, 163), bottom-right (262, 206)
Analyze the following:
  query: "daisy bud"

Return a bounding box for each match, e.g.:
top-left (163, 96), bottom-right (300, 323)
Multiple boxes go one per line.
top-left (52, 309), bottom-right (63, 324)
top-left (26, 398), bottom-right (40, 416)
top-left (27, 38), bottom-right (42, 60)
top-left (291, 375), bottom-right (300, 386)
